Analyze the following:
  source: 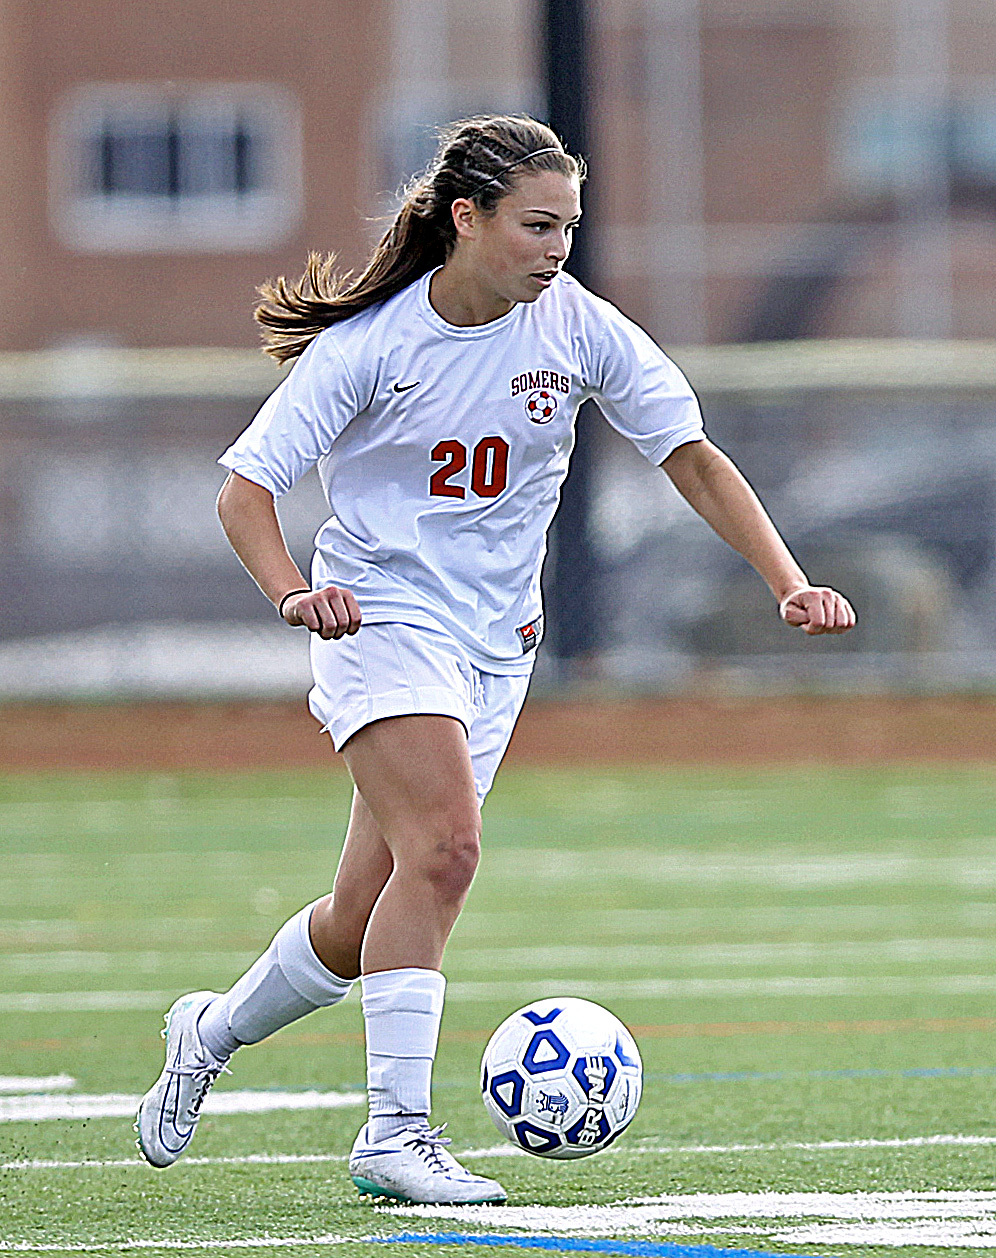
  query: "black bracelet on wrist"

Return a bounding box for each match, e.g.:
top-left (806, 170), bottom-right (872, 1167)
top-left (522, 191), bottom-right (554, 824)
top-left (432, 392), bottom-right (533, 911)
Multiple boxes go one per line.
top-left (277, 588), bottom-right (311, 617)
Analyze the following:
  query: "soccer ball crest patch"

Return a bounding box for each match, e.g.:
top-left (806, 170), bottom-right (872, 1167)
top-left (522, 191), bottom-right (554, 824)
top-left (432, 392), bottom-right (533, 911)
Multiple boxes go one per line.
top-left (525, 389), bottom-right (558, 424)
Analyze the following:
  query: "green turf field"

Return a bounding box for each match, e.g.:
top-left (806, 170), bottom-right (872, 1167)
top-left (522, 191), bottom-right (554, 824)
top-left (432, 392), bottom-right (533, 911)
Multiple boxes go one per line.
top-left (2, 764), bottom-right (995, 1257)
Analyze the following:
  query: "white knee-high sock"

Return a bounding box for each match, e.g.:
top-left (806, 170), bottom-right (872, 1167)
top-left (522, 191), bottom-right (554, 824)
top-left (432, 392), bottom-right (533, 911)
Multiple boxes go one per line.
top-left (361, 967), bottom-right (446, 1142)
top-left (197, 900), bottom-right (353, 1061)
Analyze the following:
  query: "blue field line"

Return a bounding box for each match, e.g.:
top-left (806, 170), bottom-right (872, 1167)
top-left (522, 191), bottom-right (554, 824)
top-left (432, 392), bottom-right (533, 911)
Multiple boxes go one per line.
top-left (655, 1065), bottom-right (996, 1085)
top-left (374, 1232), bottom-right (832, 1258)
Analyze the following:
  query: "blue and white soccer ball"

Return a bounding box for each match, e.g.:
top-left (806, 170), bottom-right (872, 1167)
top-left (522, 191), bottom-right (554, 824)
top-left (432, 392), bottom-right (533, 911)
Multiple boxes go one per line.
top-left (480, 997), bottom-right (642, 1159)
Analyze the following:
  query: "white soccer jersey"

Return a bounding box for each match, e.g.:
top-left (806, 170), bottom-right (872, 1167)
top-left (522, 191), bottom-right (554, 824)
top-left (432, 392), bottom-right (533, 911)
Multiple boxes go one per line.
top-left (219, 269), bottom-right (704, 674)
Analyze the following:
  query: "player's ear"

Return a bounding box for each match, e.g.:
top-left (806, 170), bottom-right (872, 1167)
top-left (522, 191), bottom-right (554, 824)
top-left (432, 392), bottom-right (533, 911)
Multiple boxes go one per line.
top-left (451, 197), bottom-right (479, 241)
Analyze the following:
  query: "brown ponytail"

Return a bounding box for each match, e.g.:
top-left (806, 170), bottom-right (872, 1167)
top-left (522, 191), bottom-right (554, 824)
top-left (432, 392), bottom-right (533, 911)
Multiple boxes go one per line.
top-left (255, 115), bottom-right (585, 366)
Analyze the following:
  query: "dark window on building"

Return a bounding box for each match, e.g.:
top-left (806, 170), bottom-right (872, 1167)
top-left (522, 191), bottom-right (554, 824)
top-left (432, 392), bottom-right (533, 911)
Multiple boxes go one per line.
top-left (53, 85), bottom-right (302, 252)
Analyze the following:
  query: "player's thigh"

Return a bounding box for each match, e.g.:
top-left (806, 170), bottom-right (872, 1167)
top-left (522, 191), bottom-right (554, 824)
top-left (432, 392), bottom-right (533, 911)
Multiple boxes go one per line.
top-left (342, 713), bottom-right (480, 856)
top-left (310, 621), bottom-right (482, 849)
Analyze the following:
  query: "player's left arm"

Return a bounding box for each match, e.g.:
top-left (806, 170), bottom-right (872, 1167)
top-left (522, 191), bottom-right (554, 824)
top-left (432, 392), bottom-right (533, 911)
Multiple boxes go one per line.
top-left (661, 437), bottom-right (856, 635)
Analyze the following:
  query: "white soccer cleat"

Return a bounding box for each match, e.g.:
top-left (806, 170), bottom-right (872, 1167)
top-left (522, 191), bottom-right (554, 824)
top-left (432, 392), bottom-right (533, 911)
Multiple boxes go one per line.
top-left (348, 1122), bottom-right (507, 1204)
top-left (135, 990), bottom-right (231, 1168)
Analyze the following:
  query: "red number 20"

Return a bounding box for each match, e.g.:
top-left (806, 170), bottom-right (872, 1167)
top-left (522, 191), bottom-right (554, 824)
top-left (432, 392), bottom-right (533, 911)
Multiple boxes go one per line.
top-left (430, 436), bottom-right (509, 500)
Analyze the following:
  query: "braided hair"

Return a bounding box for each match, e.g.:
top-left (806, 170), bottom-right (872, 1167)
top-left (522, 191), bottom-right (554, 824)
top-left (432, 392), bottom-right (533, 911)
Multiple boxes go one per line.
top-left (255, 115), bottom-right (585, 365)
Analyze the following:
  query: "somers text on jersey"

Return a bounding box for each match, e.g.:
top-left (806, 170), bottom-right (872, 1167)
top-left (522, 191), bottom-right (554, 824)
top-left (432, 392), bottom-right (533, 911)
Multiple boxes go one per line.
top-left (510, 370), bottom-right (571, 398)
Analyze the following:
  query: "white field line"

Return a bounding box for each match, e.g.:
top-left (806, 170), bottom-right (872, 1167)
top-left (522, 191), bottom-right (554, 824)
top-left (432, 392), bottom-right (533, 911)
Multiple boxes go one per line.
top-left (0, 919), bottom-right (220, 948)
top-left (446, 937), bottom-right (996, 970)
top-left (0, 1075), bottom-right (75, 1093)
top-left (9, 972), bottom-right (996, 1013)
top-left (461, 1133), bottom-right (996, 1159)
top-left (445, 974), bottom-right (996, 1001)
top-left (482, 849), bottom-right (996, 888)
top-left (0, 951), bottom-right (255, 976)
top-left (655, 1133), bottom-right (996, 1154)
top-left (0, 991), bottom-right (173, 1012)
top-left (456, 902), bottom-right (996, 933)
top-left (2, 1153), bottom-right (349, 1170)
top-left (5, 937), bottom-right (996, 975)
top-left (0, 802), bottom-right (323, 829)
top-left (5, 1131), bottom-right (996, 1168)
top-left (620, 1190), bottom-right (996, 1218)
top-left (0, 1239), bottom-right (354, 1253)
top-left (775, 1220), bottom-right (996, 1246)
top-left (0, 1227), bottom-right (993, 1253)
top-left (393, 1193), bottom-right (996, 1247)
top-left (5, 904), bottom-right (996, 947)
top-left (1, 1213), bottom-right (994, 1253)
top-left (395, 1189), bottom-right (996, 1228)
top-left (0, 1089), bottom-right (364, 1124)
top-left (9, 848), bottom-right (996, 888)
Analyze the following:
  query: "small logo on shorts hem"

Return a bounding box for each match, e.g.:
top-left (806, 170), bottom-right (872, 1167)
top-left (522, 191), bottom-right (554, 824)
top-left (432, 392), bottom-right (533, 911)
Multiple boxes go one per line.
top-left (516, 615), bottom-right (544, 653)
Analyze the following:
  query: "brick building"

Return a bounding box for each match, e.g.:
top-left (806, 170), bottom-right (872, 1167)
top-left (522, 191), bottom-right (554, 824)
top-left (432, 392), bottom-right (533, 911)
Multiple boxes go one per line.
top-left (2, 0), bottom-right (995, 350)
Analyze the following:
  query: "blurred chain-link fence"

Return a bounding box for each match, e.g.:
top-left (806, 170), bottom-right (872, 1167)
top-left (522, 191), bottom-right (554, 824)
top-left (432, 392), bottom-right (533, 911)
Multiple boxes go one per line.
top-left (2, 341), bottom-right (995, 699)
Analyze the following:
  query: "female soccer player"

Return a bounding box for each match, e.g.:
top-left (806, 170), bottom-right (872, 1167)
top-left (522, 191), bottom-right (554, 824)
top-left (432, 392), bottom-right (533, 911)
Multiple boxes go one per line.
top-left (136, 114), bottom-right (855, 1203)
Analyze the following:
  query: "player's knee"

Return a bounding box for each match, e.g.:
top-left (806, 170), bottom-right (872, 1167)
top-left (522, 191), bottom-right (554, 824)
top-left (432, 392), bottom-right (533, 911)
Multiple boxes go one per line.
top-left (419, 818), bottom-right (481, 902)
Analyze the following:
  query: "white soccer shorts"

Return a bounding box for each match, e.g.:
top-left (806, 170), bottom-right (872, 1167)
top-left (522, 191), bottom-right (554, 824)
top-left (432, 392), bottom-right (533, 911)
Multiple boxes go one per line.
top-left (308, 622), bottom-right (532, 803)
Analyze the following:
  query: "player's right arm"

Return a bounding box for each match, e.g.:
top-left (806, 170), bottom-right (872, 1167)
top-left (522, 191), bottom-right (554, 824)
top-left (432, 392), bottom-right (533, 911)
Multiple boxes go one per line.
top-left (217, 471), bottom-right (361, 640)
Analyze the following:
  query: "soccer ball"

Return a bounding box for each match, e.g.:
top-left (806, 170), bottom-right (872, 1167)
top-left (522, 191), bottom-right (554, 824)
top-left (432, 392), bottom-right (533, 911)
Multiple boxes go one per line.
top-left (480, 997), bottom-right (642, 1159)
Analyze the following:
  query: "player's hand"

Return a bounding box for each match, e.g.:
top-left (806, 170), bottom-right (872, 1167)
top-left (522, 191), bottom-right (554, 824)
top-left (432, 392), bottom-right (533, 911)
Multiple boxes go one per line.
top-left (282, 585), bottom-right (361, 639)
top-left (779, 586), bottom-right (856, 635)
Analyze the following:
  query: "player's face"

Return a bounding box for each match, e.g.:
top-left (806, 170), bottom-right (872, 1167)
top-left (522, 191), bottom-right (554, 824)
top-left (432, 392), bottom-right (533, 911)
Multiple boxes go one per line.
top-left (461, 171), bottom-right (582, 306)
